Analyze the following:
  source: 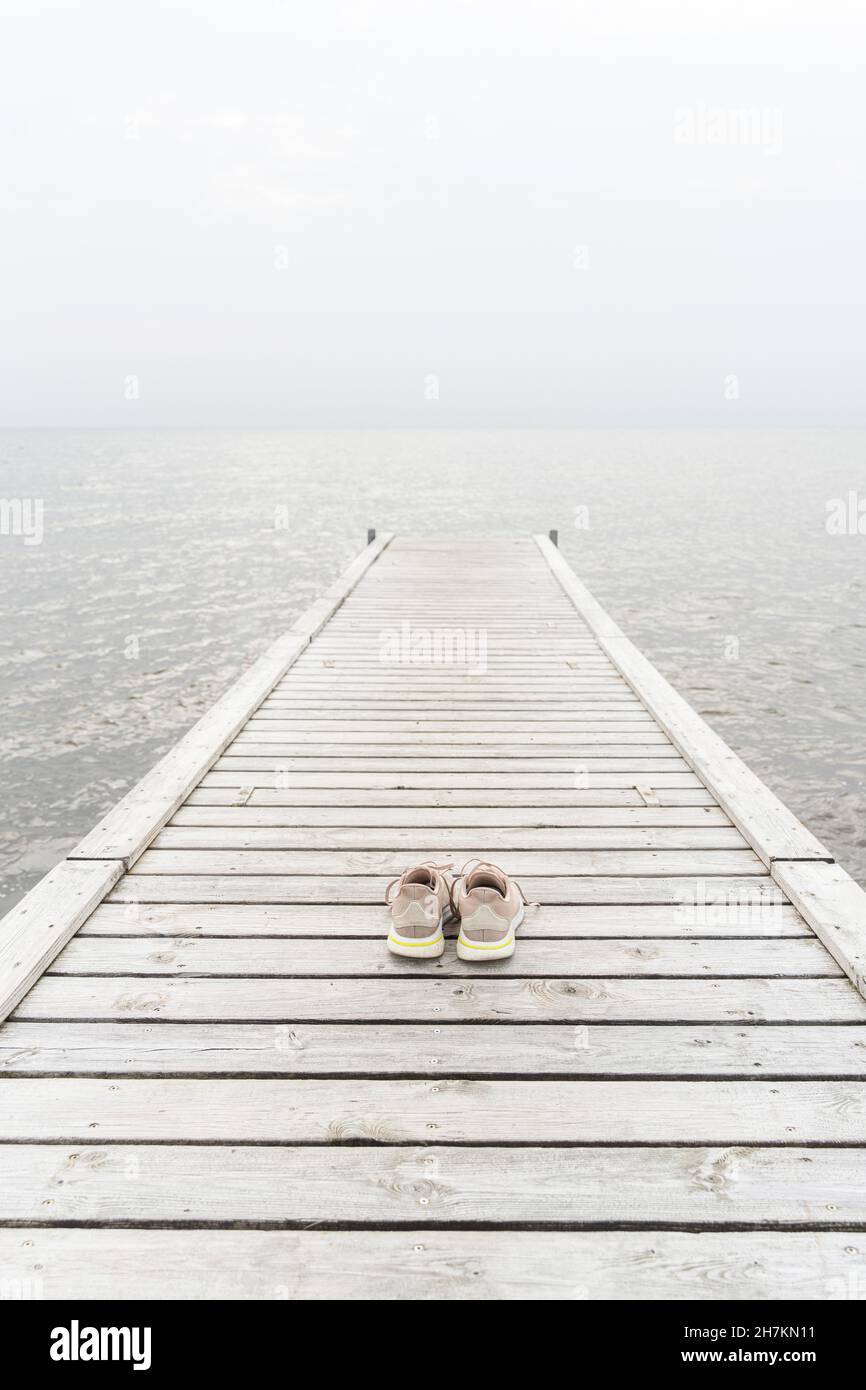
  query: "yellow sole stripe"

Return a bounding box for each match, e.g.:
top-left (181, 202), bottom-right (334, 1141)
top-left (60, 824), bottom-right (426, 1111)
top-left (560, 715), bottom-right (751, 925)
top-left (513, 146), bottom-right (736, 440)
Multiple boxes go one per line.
top-left (388, 934), bottom-right (444, 947)
top-left (457, 935), bottom-right (514, 951)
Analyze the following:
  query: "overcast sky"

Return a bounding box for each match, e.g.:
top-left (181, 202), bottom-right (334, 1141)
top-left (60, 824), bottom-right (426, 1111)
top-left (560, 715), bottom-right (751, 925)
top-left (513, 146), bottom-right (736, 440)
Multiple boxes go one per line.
top-left (1, 0), bottom-right (863, 425)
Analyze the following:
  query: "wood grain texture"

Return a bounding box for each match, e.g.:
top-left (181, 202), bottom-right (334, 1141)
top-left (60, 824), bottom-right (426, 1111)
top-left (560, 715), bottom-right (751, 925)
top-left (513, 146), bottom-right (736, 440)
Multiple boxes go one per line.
top-left (1, 1078), bottom-right (865, 1142)
top-left (4, 1021), bottom-right (864, 1077)
top-left (212, 755), bottom-right (695, 773)
top-left (80, 900), bottom-right (810, 938)
top-left (128, 848), bottom-right (766, 876)
top-left (152, 825), bottom-right (749, 851)
top-left (48, 935), bottom-right (838, 978)
top-left (202, 770), bottom-right (708, 790)
top-left (2, 1144), bottom-right (864, 1225)
top-left (105, 873), bottom-right (784, 904)
top-left (13, 975), bottom-right (864, 1023)
top-left (236, 786), bottom-right (718, 806)
top-left (171, 803), bottom-right (734, 828)
top-left (1, 1227), bottom-right (857, 1299)
top-left (258, 722), bottom-right (646, 739)
top-left (262, 694), bottom-right (645, 706)
top-left (231, 729), bottom-right (673, 745)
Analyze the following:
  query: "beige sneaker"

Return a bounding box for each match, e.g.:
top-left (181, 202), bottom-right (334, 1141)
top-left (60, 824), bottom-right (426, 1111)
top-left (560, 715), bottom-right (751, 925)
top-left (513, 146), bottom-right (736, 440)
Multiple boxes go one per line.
top-left (385, 862), bottom-right (455, 958)
top-left (454, 859), bottom-right (525, 961)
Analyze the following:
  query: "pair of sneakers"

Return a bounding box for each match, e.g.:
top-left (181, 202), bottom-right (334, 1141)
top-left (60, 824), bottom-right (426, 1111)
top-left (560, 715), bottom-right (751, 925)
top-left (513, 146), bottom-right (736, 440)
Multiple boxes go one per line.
top-left (385, 859), bottom-right (526, 962)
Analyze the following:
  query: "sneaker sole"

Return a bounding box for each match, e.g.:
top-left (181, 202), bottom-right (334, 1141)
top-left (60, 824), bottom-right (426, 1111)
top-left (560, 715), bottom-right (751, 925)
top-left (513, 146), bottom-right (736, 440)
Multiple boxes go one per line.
top-left (456, 905), bottom-right (524, 961)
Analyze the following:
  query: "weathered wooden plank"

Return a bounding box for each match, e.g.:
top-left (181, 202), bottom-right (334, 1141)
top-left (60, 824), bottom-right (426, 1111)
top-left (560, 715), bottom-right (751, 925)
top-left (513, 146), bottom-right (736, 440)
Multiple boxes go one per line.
top-left (3, 1144), bottom-right (865, 1226)
top-left (252, 711), bottom-right (654, 723)
top-left (3, 1022), bottom-right (861, 1077)
top-left (235, 729), bottom-right (670, 745)
top-left (270, 672), bottom-right (634, 683)
top-left (293, 672), bottom-right (624, 683)
top-left (291, 666), bottom-right (621, 676)
top-left (0, 1228), bottom-right (856, 1299)
top-left (318, 618), bottom-right (591, 625)
top-left (309, 651), bottom-right (611, 662)
top-left (215, 754), bottom-right (689, 772)
top-left (81, 900), bottom-right (809, 938)
top-left (316, 647), bottom-right (607, 655)
top-left (1, 1078), bottom-right (865, 1142)
top-left (271, 682), bottom-right (636, 693)
top-left (226, 742), bottom-right (680, 760)
top-left (172, 804), bottom-right (734, 828)
top-left (277, 643), bottom-right (630, 655)
top-left (283, 632), bottom-right (610, 642)
top-left (345, 587), bottom-right (558, 595)
top-left (0, 861), bottom-right (124, 1024)
top-left (263, 694), bottom-right (644, 706)
top-left (152, 825), bottom-right (750, 852)
top-left (269, 701), bottom-right (646, 713)
top-left (14, 976), bottom-right (863, 1023)
top-left (327, 614), bottom-right (587, 621)
top-left (251, 709), bottom-right (655, 721)
top-left (772, 860), bottom-right (866, 1000)
top-left (291, 655), bottom-right (618, 665)
top-left (236, 786), bottom-right (718, 806)
top-left (312, 634), bottom-right (601, 644)
top-left (65, 533), bottom-right (393, 868)
top-left (49, 936), bottom-right (837, 978)
top-left (128, 848), bottom-right (766, 876)
top-left (285, 674), bottom-right (620, 683)
top-left (315, 618), bottom-right (595, 627)
top-left (291, 669), bottom-right (623, 679)
top-left (320, 602), bottom-right (569, 608)
top-left (203, 771), bottom-right (707, 790)
top-left (105, 873), bottom-right (786, 905)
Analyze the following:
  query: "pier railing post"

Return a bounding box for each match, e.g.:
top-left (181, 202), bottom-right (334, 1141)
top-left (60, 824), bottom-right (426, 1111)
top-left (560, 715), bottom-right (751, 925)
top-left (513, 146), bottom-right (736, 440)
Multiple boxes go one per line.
top-left (367, 528), bottom-right (377, 544)
top-left (548, 528), bottom-right (558, 547)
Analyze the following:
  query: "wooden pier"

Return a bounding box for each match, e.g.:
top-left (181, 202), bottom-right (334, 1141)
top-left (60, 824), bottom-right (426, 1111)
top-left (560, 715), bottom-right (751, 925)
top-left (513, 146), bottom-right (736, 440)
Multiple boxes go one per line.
top-left (2, 532), bottom-right (866, 1300)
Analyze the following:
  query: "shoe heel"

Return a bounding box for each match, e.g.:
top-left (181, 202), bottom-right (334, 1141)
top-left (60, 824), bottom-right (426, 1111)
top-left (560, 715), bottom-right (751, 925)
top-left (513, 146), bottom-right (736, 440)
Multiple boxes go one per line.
top-left (456, 905), bottom-right (522, 963)
top-left (387, 909), bottom-right (447, 959)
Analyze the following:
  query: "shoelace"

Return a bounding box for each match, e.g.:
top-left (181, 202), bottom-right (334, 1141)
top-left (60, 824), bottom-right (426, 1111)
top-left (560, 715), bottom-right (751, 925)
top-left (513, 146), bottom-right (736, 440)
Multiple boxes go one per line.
top-left (384, 861), bottom-right (455, 908)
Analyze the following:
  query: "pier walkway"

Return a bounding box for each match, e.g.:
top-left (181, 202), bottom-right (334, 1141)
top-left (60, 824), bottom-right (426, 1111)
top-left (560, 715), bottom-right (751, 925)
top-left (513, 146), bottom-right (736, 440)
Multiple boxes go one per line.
top-left (2, 534), bottom-right (866, 1299)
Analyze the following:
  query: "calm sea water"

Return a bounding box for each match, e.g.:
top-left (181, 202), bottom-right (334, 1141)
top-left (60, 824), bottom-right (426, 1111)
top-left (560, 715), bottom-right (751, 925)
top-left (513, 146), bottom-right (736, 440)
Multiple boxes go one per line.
top-left (1, 428), bottom-right (864, 915)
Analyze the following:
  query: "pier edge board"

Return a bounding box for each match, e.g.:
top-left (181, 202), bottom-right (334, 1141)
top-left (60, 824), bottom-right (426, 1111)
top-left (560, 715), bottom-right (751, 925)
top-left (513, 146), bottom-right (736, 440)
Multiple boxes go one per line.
top-left (534, 534), bottom-right (833, 871)
top-left (772, 859), bottom-right (866, 999)
top-left (0, 860), bottom-right (123, 1023)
